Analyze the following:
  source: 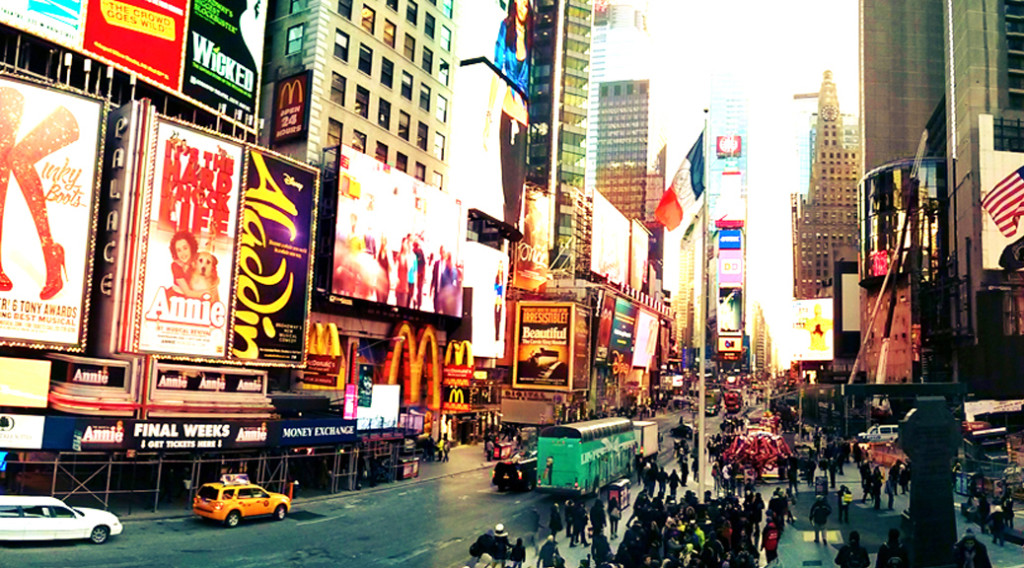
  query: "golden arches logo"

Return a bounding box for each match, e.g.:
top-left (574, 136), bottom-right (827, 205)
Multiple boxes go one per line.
top-left (303, 323), bottom-right (345, 389)
top-left (307, 322), bottom-right (341, 356)
top-left (448, 388), bottom-right (465, 405)
top-left (278, 77), bottom-right (305, 107)
top-left (387, 322), bottom-right (441, 412)
top-left (444, 340), bottom-right (473, 367)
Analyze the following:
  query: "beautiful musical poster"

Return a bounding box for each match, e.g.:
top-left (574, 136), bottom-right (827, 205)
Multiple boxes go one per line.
top-left (513, 302), bottom-right (574, 391)
top-left (231, 149), bottom-right (316, 362)
top-left (138, 120), bottom-right (242, 357)
top-left (0, 77), bottom-right (103, 348)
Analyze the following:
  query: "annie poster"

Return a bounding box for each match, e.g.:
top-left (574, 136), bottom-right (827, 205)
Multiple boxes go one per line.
top-left (0, 77), bottom-right (102, 348)
top-left (138, 120), bottom-right (242, 357)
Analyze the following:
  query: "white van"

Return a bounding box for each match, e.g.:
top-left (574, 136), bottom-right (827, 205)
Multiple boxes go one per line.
top-left (0, 496), bottom-right (122, 544)
top-left (857, 424), bottom-right (899, 443)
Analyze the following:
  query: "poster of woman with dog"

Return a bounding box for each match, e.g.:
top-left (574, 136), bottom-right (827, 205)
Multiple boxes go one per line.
top-left (137, 120), bottom-right (243, 358)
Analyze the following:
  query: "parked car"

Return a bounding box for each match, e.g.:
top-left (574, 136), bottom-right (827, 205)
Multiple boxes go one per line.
top-left (0, 496), bottom-right (123, 544)
top-left (193, 474), bottom-right (291, 527)
top-left (857, 424), bottom-right (899, 443)
top-left (492, 451), bottom-right (538, 492)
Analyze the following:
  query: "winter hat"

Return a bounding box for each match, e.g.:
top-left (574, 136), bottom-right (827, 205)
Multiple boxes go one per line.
top-left (495, 524), bottom-right (508, 537)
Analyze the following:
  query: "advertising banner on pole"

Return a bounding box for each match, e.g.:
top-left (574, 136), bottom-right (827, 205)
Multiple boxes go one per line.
top-left (231, 149), bottom-right (317, 363)
top-left (182, 0), bottom-right (268, 119)
top-left (83, 0), bottom-right (188, 91)
top-left (0, 77), bottom-right (103, 349)
top-left (137, 120), bottom-right (243, 358)
top-left (512, 189), bottom-right (550, 291)
top-left (513, 302), bottom-right (574, 390)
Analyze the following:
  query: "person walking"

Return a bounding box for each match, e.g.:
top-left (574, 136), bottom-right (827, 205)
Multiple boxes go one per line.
top-left (876, 528), bottom-right (909, 568)
top-left (548, 503), bottom-right (563, 542)
top-left (668, 468), bottom-right (681, 499)
top-left (810, 495), bottom-right (833, 545)
top-left (788, 457), bottom-right (800, 496)
top-left (987, 504), bottom-right (1007, 547)
top-left (871, 467), bottom-right (884, 510)
top-left (509, 538), bottom-right (526, 568)
top-left (536, 535), bottom-right (561, 568)
top-left (564, 500), bottom-right (575, 545)
top-left (899, 462), bottom-right (911, 494)
top-left (976, 494), bottom-right (990, 533)
top-left (657, 466), bottom-right (668, 499)
top-left (491, 524), bottom-right (511, 568)
top-left (885, 470), bottom-right (898, 510)
top-left (569, 501), bottom-right (588, 548)
top-left (589, 499), bottom-right (606, 538)
top-left (761, 521), bottom-right (781, 565)
top-left (607, 496), bottom-right (622, 539)
top-left (834, 530), bottom-right (870, 568)
top-left (837, 485), bottom-right (852, 523)
top-left (953, 529), bottom-right (992, 568)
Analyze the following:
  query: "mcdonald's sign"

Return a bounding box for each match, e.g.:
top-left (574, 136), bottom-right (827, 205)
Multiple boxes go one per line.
top-left (442, 385), bottom-right (470, 413)
top-left (444, 340), bottom-right (474, 384)
top-left (272, 70), bottom-right (311, 144)
top-left (385, 322), bottom-right (441, 416)
top-left (302, 323), bottom-right (346, 388)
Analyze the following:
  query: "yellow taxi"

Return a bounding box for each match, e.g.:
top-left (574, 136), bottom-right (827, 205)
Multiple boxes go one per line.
top-left (192, 474), bottom-right (291, 528)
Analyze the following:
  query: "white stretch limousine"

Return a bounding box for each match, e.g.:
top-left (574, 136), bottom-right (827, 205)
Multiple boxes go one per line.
top-left (0, 496), bottom-right (123, 544)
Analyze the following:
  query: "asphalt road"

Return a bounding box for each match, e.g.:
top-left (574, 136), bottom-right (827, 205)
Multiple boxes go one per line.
top-left (0, 409), bottom-right (709, 568)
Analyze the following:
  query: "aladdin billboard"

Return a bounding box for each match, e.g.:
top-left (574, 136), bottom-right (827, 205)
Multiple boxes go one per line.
top-left (0, 77), bottom-right (103, 350)
top-left (792, 299), bottom-right (834, 361)
top-left (513, 302), bottom-right (575, 391)
top-left (330, 145), bottom-right (464, 317)
top-left (591, 190), bottom-right (629, 285)
top-left (134, 119), bottom-right (243, 358)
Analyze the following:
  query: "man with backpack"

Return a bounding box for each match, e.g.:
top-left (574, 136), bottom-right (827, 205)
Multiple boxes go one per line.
top-left (810, 495), bottom-right (833, 545)
top-left (876, 528), bottom-right (910, 568)
top-left (835, 530), bottom-right (870, 568)
top-left (761, 521), bottom-right (781, 565)
top-left (837, 485), bottom-right (853, 523)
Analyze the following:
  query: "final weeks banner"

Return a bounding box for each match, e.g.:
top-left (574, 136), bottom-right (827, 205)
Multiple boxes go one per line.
top-left (231, 150), bottom-right (317, 363)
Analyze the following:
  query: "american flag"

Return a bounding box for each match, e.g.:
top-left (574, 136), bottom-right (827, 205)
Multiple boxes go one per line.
top-left (983, 165), bottom-right (1024, 238)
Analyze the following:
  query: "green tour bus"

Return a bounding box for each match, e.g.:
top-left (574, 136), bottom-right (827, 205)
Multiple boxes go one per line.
top-left (536, 417), bottom-right (637, 497)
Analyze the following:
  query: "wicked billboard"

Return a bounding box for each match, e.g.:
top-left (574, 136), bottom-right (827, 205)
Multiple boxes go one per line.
top-left (513, 302), bottom-right (574, 390)
top-left (231, 149), bottom-right (317, 363)
top-left (0, 77), bottom-right (104, 350)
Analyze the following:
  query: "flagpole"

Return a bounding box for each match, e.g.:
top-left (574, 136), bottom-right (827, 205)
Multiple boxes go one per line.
top-left (697, 109), bottom-right (710, 500)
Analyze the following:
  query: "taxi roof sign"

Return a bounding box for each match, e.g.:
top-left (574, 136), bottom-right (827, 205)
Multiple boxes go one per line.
top-left (220, 473), bottom-right (251, 486)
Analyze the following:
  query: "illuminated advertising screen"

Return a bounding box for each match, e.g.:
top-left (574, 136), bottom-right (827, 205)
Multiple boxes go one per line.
top-left (449, 63), bottom-right (527, 228)
top-left (608, 298), bottom-right (638, 367)
top-left (591, 190), bottom-right (629, 285)
top-left (718, 336), bottom-right (741, 353)
top-left (0, 77), bottom-right (102, 349)
top-left (594, 292), bottom-right (616, 360)
top-left (138, 120), bottom-right (243, 358)
top-left (632, 310), bottom-right (659, 370)
top-left (331, 145), bottom-right (464, 317)
top-left (83, 0), bottom-right (187, 91)
top-left (0, 0), bottom-right (84, 46)
top-left (463, 242), bottom-right (508, 359)
top-left (0, 357), bottom-right (51, 408)
top-left (630, 220), bottom-right (649, 290)
top-left (512, 189), bottom-right (550, 291)
top-left (182, 0), bottom-right (269, 119)
top-left (231, 150), bottom-right (317, 363)
top-left (978, 147), bottom-right (1024, 271)
top-left (719, 249), bottom-right (743, 287)
top-left (716, 135), bottom-right (742, 158)
top-left (513, 302), bottom-right (574, 390)
top-left (792, 299), bottom-right (834, 361)
top-left (454, 0), bottom-right (533, 97)
top-left (357, 384), bottom-right (400, 431)
top-left (718, 229), bottom-right (742, 250)
top-left (717, 288), bottom-right (742, 334)
top-left (712, 169), bottom-right (745, 222)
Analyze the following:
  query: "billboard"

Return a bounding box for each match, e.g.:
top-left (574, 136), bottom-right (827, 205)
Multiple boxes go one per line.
top-left (717, 288), bottom-right (742, 334)
top-left (979, 136), bottom-right (1024, 270)
top-left (0, 414), bottom-right (45, 449)
top-left (0, 0), bottom-right (84, 46)
top-left (463, 242), bottom-right (508, 359)
top-left (270, 71), bottom-right (312, 145)
top-left (591, 190), bottom-right (629, 285)
top-left (454, 0), bottom-right (533, 97)
top-left (718, 249), bottom-right (743, 287)
top-left (718, 335), bottom-right (741, 353)
top-left (0, 357), bottom-right (51, 408)
top-left (632, 310), bottom-right (659, 370)
top-left (792, 299), bottom-right (834, 361)
top-left (512, 189), bottom-right (549, 291)
top-left (0, 77), bottom-right (103, 349)
top-left (137, 120), bottom-right (243, 358)
top-left (608, 297), bottom-right (638, 368)
top-left (716, 135), bottom-right (742, 158)
top-left (594, 292), bottom-right (616, 360)
top-left (83, 0), bottom-right (188, 91)
top-left (330, 145), bottom-right (464, 317)
top-left (182, 0), bottom-right (268, 119)
top-left (718, 229), bottom-right (742, 250)
top-left (630, 220), bottom-right (649, 290)
top-left (448, 63), bottom-right (527, 228)
top-left (357, 384), bottom-right (401, 431)
top-left (513, 302), bottom-right (574, 390)
top-left (231, 150), bottom-right (318, 363)
top-left (712, 169), bottom-right (745, 223)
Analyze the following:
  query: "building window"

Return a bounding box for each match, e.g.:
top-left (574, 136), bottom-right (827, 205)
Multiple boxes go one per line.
top-left (441, 0), bottom-right (453, 18)
top-left (286, 25), bottom-right (304, 55)
top-left (401, 71), bottom-right (413, 99)
top-left (338, 0), bottom-right (353, 19)
top-left (334, 29), bottom-right (350, 60)
top-left (398, 111), bottom-right (411, 140)
top-left (406, 0), bottom-right (418, 24)
top-left (417, 122), bottom-right (428, 150)
top-left (290, 0), bottom-right (303, 14)
top-left (327, 119), bottom-right (343, 147)
top-left (436, 94), bottom-right (448, 122)
top-left (375, 141), bottom-right (389, 163)
top-left (419, 84), bottom-right (431, 111)
top-left (439, 60), bottom-right (450, 86)
top-left (440, 26), bottom-right (452, 51)
top-left (352, 130), bottom-right (367, 153)
top-left (386, 0), bottom-right (398, 10)
top-left (432, 171), bottom-right (443, 189)
top-left (424, 13), bottom-right (435, 38)
top-left (358, 44), bottom-right (373, 74)
top-left (396, 151), bottom-right (408, 172)
top-left (378, 99), bottom-right (391, 129)
top-left (433, 132), bottom-right (445, 160)
top-left (404, 34), bottom-right (416, 60)
top-left (421, 47), bottom-right (433, 73)
top-left (384, 20), bottom-right (396, 47)
top-left (330, 72), bottom-right (346, 105)
top-left (381, 57), bottom-right (394, 88)
top-left (415, 162), bottom-right (426, 181)
top-left (355, 86), bottom-right (370, 118)
top-left (361, 6), bottom-right (376, 33)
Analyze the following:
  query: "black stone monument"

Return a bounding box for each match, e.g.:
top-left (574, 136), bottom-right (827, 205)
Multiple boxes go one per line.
top-left (899, 396), bottom-right (960, 567)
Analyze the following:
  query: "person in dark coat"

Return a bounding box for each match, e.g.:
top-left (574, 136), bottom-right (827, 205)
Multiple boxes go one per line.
top-left (563, 500), bottom-right (575, 543)
top-left (589, 499), bottom-right (607, 537)
top-left (537, 535), bottom-right (561, 568)
top-left (492, 524), bottom-right (511, 567)
top-left (976, 494), bottom-right (990, 533)
top-left (876, 528), bottom-right (909, 568)
top-left (680, 457), bottom-right (690, 486)
top-left (570, 501), bottom-right (589, 547)
top-left (987, 505), bottom-right (1007, 546)
top-left (657, 466), bottom-right (669, 498)
top-left (953, 529), bottom-right (992, 568)
top-left (668, 469), bottom-right (681, 499)
top-left (509, 537), bottom-right (526, 568)
top-left (549, 503), bottom-right (563, 542)
top-left (834, 530), bottom-right (870, 568)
